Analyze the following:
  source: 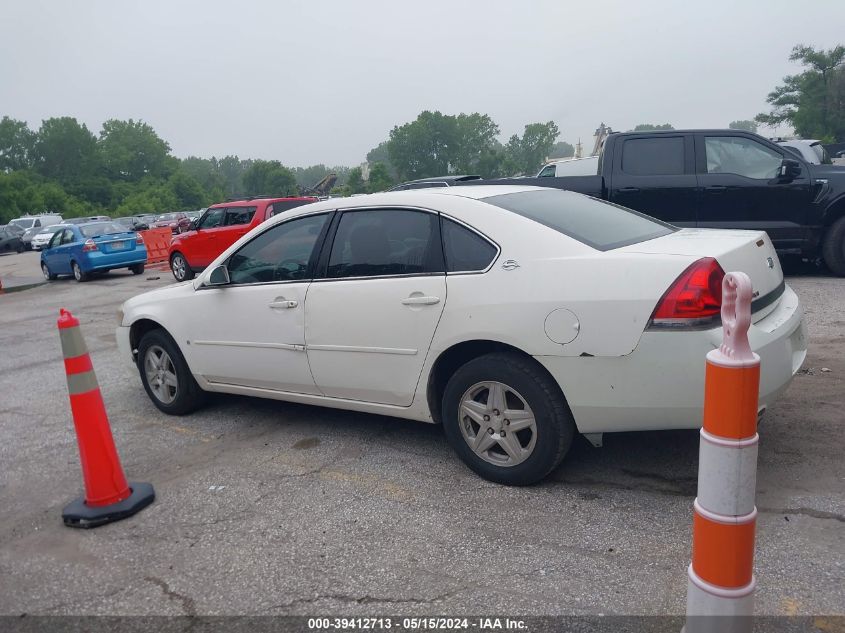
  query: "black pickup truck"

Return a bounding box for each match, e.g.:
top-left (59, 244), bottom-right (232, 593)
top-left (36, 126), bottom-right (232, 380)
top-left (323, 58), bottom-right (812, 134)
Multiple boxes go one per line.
top-left (475, 130), bottom-right (845, 275)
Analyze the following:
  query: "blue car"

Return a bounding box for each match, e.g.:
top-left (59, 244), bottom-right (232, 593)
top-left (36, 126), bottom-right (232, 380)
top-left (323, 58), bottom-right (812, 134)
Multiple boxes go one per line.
top-left (40, 221), bottom-right (148, 282)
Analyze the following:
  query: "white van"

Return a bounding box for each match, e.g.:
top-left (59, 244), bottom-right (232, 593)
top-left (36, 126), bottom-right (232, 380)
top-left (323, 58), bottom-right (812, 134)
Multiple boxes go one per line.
top-left (537, 156), bottom-right (600, 178)
top-left (9, 214), bottom-right (64, 231)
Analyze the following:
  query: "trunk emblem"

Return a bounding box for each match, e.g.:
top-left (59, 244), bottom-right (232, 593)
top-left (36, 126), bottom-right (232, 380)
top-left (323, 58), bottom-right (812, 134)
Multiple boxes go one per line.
top-left (766, 257), bottom-right (774, 269)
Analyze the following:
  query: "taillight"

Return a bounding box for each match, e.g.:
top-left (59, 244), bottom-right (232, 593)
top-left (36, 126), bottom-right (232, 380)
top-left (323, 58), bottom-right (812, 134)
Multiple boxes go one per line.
top-left (135, 232), bottom-right (144, 245)
top-left (649, 257), bottom-right (725, 327)
top-left (82, 239), bottom-right (98, 253)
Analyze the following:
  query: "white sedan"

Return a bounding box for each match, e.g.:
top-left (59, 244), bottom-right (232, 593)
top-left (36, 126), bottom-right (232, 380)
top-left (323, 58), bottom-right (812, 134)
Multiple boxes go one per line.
top-left (117, 186), bottom-right (806, 485)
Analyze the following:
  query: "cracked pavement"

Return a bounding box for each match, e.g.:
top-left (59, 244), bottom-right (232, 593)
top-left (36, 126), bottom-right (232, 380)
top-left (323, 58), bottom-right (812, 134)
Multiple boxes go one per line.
top-left (0, 251), bottom-right (842, 616)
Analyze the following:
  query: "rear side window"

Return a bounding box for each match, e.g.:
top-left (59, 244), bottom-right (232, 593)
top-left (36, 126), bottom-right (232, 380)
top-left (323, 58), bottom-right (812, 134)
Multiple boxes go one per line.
top-left (483, 189), bottom-right (675, 251)
top-left (225, 206), bottom-right (257, 226)
top-left (622, 137), bottom-right (685, 175)
top-left (441, 218), bottom-right (497, 272)
top-left (327, 209), bottom-right (442, 278)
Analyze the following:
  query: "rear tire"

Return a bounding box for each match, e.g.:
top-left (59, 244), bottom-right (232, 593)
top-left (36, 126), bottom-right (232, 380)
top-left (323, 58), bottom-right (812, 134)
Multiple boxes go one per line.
top-left (441, 352), bottom-right (574, 485)
top-left (130, 263), bottom-right (145, 275)
top-left (71, 261), bottom-right (88, 282)
top-left (137, 329), bottom-right (206, 415)
top-left (15, 243), bottom-right (24, 254)
top-left (170, 252), bottom-right (194, 281)
top-left (822, 217), bottom-right (845, 277)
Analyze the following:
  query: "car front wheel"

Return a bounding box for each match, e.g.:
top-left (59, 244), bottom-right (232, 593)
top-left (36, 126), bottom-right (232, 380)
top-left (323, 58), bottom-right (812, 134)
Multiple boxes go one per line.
top-left (137, 329), bottom-right (205, 415)
top-left (441, 352), bottom-right (575, 485)
top-left (170, 252), bottom-right (194, 282)
top-left (822, 217), bottom-right (845, 276)
top-left (41, 262), bottom-right (57, 280)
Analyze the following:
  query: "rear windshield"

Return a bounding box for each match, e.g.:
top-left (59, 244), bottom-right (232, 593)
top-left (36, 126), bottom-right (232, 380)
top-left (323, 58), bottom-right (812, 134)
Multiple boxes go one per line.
top-left (482, 189), bottom-right (676, 251)
top-left (81, 222), bottom-right (127, 238)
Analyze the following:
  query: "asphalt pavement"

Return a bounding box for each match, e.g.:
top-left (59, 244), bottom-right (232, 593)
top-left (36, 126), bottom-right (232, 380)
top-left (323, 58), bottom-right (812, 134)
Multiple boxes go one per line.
top-left (0, 250), bottom-right (842, 617)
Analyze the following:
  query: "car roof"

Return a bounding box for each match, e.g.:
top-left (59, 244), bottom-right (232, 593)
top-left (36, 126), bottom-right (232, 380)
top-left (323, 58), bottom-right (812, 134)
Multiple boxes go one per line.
top-left (209, 196), bottom-right (316, 208)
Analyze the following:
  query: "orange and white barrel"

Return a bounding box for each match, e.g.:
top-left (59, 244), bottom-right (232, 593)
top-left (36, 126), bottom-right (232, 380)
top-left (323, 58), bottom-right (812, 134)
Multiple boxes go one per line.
top-left (684, 272), bottom-right (759, 633)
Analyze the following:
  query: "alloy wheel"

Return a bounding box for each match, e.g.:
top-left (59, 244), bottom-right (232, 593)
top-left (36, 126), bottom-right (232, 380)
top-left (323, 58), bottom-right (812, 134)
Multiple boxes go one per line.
top-left (144, 345), bottom-right (179, 404)
top-left (172, 255), bottom-right (186, 281)
top-left (457, 381), bottom-right (538, 467)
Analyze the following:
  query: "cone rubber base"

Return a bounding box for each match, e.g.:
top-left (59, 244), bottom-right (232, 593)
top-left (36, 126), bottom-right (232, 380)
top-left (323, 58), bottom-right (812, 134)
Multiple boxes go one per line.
top-left (62, 482), bottom-right (155, 529)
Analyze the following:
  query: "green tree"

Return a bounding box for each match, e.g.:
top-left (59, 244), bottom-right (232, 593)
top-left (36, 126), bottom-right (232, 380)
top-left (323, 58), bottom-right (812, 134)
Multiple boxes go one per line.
top-left (367, 162), bottom-right (393, 192)
top-left (0, 116), bottom-right (35, 172)
top-left (32, 117), bottom-right (99, 184)
top-left (366, 141), bottom-right (397, 178)
top-left (387, 110), bottom-right (458, 180)
top-left (729, 120), bottom-right (759, 134)
top-left (168, 171), bottom-right (207, 208)
top-left (505, 121), bottom-right (560, 174)
top-left (452, 113), bottom-right (500, 173)
top-left (631, 123), bottom-right (675, 131)
top-left (548, 140), bottom-right (575, 159)
top-left (115, 182), bottom-right (179, 215)
top-left (756, 44), bottom-right (845, 141)
top-left (346, 166), bottom-right (366, 194)
top-left (242, 160), bottom-right (297, 196)
top-left (217, 155), bottom-right (248, 196)
top-left (99, 119), bottom-right (172, 181)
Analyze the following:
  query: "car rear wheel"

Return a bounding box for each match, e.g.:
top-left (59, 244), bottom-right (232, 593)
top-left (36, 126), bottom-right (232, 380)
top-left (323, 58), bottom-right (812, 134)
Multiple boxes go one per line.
top-left (170, 252), bottom-right (194, 281)
top-left (15, 243), bottom-right (24, 253)
top-left (71, 261), bottom-right (88, 282)
top-left (41, 262), bottom-right (57, 280)
top-left (441, 352), bottom-right (574, 485)
top-left (137, 329), bottom-right (205, 415)
top-left (822, 217), bottom-right (845, 277)
top-left (130, 263), bottom-right (145, 275)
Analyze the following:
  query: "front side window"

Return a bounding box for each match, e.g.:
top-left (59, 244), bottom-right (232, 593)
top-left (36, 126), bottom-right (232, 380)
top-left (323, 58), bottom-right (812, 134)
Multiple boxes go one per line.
top-left (225, 206), bottom-right (257, 226)
top-left (705, 137), bottom-right (782, 179)
top-left (227, 213), bottom-right (329, 285)
top-left (327, 209), bottom-right (442, 279)
top-left (538, 165), bottom-right (556, 178)
top-left (441, 218), bottom-right (497, 272)
top-left (622, 137), bottom-right (685, 176)
top-left (199, 207), bottom-right (225, 229)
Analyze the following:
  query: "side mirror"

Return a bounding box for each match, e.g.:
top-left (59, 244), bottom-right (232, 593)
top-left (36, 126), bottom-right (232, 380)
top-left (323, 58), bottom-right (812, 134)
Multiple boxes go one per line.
top-left (207, 264), bottom-right (230, 286)
top-left (778, 158), bottom-right (802, 181)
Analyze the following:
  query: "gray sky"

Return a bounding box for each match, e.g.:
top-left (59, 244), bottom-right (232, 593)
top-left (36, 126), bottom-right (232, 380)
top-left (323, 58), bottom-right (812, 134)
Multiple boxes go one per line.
top-left (2, 0), bottom-right (844, 167)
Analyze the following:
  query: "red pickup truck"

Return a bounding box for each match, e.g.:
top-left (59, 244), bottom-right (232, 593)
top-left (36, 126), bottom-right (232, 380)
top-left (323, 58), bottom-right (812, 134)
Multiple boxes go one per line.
top-left (168, 196), bottom-right (317, 281)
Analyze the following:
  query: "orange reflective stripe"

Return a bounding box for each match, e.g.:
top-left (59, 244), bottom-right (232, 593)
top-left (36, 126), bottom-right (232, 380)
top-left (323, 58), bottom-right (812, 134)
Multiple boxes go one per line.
top-left (64, 354), bottom-right (93, 375)
top-left (702, 361), bottom-right (760, 439)
top-left (692, 509), bottom-right (756, 588)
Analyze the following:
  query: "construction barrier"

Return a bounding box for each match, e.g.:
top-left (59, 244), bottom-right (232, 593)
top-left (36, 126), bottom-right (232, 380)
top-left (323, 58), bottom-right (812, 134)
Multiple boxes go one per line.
top-left (58, 308), bottom-right (155, 528)
top-left (684, 272), bottom-right (759, 633)
top-left (138, 227), bottom-right (173, 265)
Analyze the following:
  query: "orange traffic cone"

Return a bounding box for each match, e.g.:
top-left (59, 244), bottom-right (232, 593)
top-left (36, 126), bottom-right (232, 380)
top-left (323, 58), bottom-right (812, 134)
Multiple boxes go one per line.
top-left (58, 308), bottom-right (155, 528)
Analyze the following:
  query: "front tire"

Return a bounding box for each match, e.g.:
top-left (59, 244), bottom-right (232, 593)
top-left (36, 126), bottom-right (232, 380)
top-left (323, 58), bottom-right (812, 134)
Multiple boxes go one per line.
top-left (170, 252), bottom-right (194, 281)
top-left (822, 217), bottom-right (845, 276)
top-left (441, 352), bottom-right (574, 485)
top-left (41, 262), bottom-right (57, 280)
top-left (130, 263), bottom-right (145, 275)
top-left (71, 261), bottom-right (88, 282)
top-left (137, 329), bottom-right (206, 415)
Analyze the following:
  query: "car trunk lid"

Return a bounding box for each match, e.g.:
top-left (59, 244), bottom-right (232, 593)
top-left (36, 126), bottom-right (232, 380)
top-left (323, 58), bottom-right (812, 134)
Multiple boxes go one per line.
top-left (93, 231), bottom-right (141, 254)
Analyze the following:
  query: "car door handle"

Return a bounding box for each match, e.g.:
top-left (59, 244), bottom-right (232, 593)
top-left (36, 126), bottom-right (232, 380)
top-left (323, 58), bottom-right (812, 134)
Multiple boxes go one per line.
top-left (618, 187), bottom-right (640, 193)
top-left (706, 185), bottom-right (727, 193)
top-left (268, 299), bottom-right (298, 309)
top-left (401, 296), bottom-right (440, 306)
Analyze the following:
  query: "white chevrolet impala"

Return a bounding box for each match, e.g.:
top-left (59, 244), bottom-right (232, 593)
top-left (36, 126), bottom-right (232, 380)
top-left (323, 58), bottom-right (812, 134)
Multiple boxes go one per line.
top-left (117, 186), bottom-right (806, 484)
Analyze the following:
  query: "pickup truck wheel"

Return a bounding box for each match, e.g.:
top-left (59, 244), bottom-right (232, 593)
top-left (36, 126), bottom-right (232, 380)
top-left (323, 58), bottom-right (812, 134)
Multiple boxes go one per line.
top-left (170, 252), bottom-right (194, 281)
top-left (822, 217), bottom-right (845, 276)
top-left (137, 329), bottom-right (205, 415)
top-left (441, 352), bottom-right (574, 485)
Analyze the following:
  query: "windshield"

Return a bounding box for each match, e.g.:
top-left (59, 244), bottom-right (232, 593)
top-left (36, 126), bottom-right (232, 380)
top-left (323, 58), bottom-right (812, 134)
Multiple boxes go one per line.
top-left (482, 189), bottom-right (676, 251)
top-left (81, 222), bottom-right (127, 238)
top-left (10, 218), bottom-right (35, 229)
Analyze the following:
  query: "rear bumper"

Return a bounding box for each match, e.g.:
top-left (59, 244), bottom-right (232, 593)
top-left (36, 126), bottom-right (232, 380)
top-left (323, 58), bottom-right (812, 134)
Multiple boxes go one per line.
top-left (536, 284), bottom-right (807, 434)
top-left (80, 248), bottom-right (148, 272)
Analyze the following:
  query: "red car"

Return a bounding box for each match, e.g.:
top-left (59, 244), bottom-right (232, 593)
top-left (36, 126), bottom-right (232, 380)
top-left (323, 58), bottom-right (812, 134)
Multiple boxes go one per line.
top-left (152, 212), bottom-right (192, 234)
top-left (168, 197), bottom-right (317, 281)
